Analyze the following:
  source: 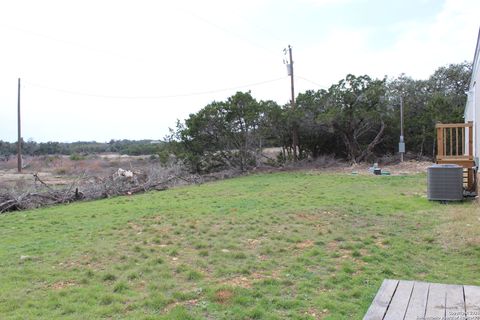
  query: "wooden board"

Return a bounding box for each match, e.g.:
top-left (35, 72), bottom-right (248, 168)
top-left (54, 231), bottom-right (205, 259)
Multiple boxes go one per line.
top-left (436, 122), bottom-right (473, 129)
top-left (363, 279), bottom-right (398, 320)
top-left (445, 284), bottom-right (465, 319)
top-left (425, 283), bottom-right (446, 318)
top-left (383, 280), bottom-right (414, 320)
top-left (465, 285), bottom-right (480, 313)
top-left (364, 280), bottom-right (480, 320)
top-left (403, 281), bottom-right (429, 319)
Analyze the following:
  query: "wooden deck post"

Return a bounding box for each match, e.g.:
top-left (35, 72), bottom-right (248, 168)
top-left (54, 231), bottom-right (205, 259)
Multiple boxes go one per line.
top-left (468, 121), bottom-right (473, 159)
top-left (436, 124), bottom-right (444, 161)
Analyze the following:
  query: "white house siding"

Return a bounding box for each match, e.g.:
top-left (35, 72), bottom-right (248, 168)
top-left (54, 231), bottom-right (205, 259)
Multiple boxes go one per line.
top-left (465, 28), bottom-right (480, 166)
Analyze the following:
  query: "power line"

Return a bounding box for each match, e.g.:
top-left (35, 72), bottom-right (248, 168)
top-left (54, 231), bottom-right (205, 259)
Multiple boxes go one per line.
top-left (296, 75), bottom-right (329, 89)
top-left (24, 77), bottom-right (287, 100)
top-left (0, 23), bottom-right (136, 62)
top-left (179, 9), bottom-right (280, 57)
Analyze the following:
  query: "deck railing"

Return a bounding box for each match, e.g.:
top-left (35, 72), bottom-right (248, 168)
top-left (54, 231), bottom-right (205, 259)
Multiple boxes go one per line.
top-left (436, 121), bottom-right (473, 161)
top-left (435, 121), bottom-right (475, 191)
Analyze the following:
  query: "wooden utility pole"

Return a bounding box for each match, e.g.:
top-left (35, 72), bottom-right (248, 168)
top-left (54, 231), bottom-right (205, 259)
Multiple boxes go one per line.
top-left (399, 96), bottom-right (405, 162)
top-left (17, 78), bottom-right (22, 173)
top-left (288, 45), bottom-right (299, 160)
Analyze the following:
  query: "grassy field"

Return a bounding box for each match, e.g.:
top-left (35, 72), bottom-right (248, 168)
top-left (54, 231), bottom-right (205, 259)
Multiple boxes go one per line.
top-left (0, 171), bottom-right (479, 319)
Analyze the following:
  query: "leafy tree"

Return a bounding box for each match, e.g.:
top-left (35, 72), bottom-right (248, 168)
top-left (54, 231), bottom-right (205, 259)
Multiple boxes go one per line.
top-left (177, 92), bottom-right (268, 172)
top-left (426, 62), bottom-right (471, 124)
top-left (321, 75), bottom-right (389, 162)
top-left (259, 102), bottom-right (294, 161)
top-left (0, 141), bottom-right (15, 160)
top-left (295, 90), bottom-right (340, 158)
top-left (386, 62), bottom-right (471, 158)
top-left (387, 75), bottom-right (431, 156)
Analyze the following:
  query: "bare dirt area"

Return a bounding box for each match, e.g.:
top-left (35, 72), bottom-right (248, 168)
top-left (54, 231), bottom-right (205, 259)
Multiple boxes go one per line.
top-left (0, 170), bottom-right (72, 189)
top-left (0, 154), bottom-right (161, 190)
top-left (254, 153), bottom-right (434, 177)
top-left (340, 160), bottom-right (434, 176)
top-left (255, 148), bottom-right (434, 176)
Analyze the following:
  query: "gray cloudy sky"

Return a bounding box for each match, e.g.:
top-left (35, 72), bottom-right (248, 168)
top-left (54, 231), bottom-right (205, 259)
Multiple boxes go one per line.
top-left (0, 0), bottom-right (479, 142)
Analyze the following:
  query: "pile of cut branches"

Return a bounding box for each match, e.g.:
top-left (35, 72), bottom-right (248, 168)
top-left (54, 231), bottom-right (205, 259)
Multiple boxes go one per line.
top-left (0, 168), bottom-right (202, 214)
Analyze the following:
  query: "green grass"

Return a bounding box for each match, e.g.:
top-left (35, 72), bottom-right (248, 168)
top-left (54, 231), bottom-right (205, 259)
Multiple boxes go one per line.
top-left (0, 171), bottom-right (479, 319)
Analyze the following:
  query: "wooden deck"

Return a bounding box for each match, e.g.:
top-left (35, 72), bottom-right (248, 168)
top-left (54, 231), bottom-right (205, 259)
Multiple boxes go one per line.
top-left (363, 279), bottom-right (480, 320)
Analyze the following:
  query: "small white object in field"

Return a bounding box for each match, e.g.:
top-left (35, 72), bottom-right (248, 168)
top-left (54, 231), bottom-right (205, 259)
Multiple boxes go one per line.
top-left (115, 168), bottom-right (134, 178)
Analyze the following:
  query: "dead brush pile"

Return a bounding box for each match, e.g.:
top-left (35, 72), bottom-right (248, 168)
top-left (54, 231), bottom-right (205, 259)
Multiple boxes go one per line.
top-left (0, 164), bottom-right (204, 214)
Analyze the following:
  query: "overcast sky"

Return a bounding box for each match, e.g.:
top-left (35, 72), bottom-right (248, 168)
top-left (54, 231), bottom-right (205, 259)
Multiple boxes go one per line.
top-left (0, 0), bottom-right (479, 143)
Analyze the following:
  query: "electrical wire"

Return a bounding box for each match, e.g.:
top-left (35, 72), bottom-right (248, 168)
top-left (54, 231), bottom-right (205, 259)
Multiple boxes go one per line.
top-left (178, 8), bottom-right (281, 57)
top-left (0, 23), bottom-right (136, 62)
top-left (296, 75), bottom-right (329, 89)
top-left (24, 77), bottom-right (287, 100)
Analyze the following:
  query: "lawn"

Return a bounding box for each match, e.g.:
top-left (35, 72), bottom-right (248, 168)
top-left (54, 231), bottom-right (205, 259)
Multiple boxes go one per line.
top-left (0, 171), bottom-right (479, 319)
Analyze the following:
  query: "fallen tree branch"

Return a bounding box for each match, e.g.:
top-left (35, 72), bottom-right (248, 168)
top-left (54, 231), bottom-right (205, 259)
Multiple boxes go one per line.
top-left (1, 171), bottom-right (196, 214)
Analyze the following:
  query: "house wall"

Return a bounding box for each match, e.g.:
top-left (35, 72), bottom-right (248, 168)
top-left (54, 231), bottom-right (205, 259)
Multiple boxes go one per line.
top-left (475, 78), bottom-right (479, 162)
top-left (465, 28), bottom-right (480, 166)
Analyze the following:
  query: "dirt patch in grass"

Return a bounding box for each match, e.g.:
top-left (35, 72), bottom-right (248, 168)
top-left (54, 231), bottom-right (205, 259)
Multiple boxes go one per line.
top-left (50, 280), bottom-right (77, 290)
top-left (296, 212), bottom-right (324, 221)
top-left (57, 254), bottom-right (107, 271)
top-left (163, 299), bottom-right (199, 313)
top-left (128, 222), bottom-right (144, 233)
top-left (222, 276), bottom-right (252, 288)
top-left (325, 241), bottom-right (338, 251)
top-left (246, 238), bottom-right (263, 249)
top-left (305, 307), bottom-right (329, 320)
top-left (221, 272), bottom-right (280, 289)
top-left (325, 241), bottom-right (352, 258)
top-left (374, 239), bottom-right (389, 249)
top-left (215, 289), bottom-right (234, 304)
top-left (295, 240), bottom-right (314, 249)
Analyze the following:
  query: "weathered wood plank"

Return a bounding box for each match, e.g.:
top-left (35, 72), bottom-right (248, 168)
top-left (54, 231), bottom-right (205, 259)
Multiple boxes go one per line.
top-left (404, 281), bottom-right (430, 319)
top-left (364, 280), bottom-right (480, 320)
top-left (445, 285), bottom-right (465, 319)
top-left (455, 127), bottom-right (459, 156)
top-left (425, 283), bottom-right (447, 318)
top-left (363, 279), bottom-right (399, 320)
top-left (464, 285), bottom-right (480, 314)
top-left (437, 126), bottom-right (444, 158)
top-left (383, 280), bottom-right (414, 320)
top-left (445, 285), bottom-right (465, 318)
top-left (450, 128), bottom-right (453, 156)
top-left (443, 129), bottom-right (447, 158)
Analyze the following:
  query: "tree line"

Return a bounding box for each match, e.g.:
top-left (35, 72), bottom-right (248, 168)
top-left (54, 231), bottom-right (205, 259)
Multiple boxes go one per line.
top-left (0, 62), bottom-right (471, 172)
top-left (169, 62), bottom-right (471, 172)
top-left (0, 139), bottom-right (165, 159)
